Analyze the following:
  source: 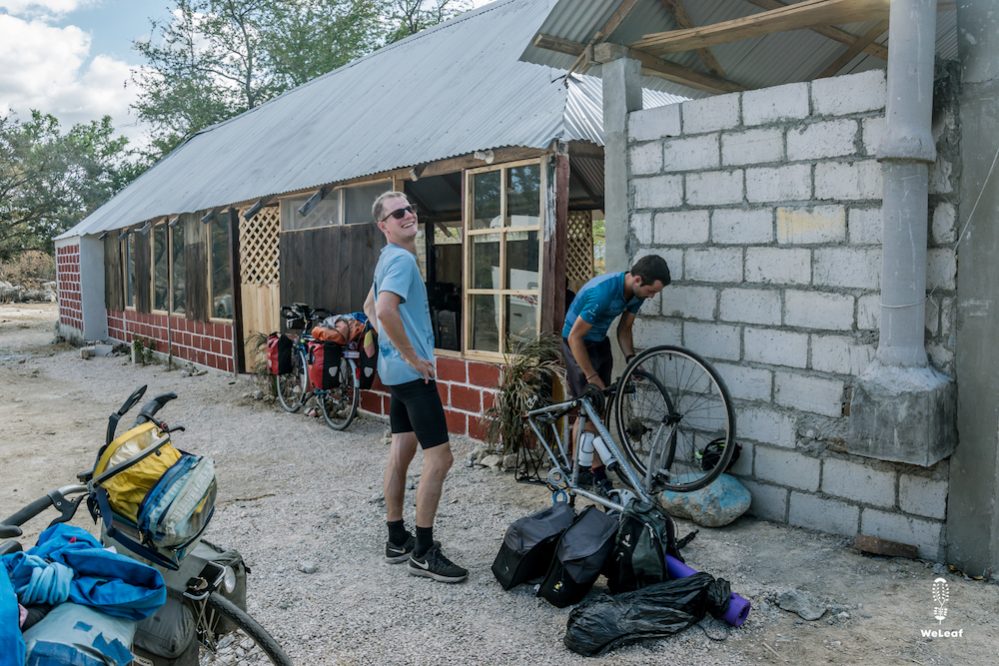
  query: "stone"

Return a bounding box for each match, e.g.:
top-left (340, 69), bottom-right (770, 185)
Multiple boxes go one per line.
top-left (502, 454), bottom-right (518, 471)
top-left (852, 534), bottom-right (919, 559)
top-left (660, 474), bottom-right (751, 527)
top-left (80, 346), bottom-right (95, 360)
top-left (777, 589), bottom-right (826, 621)
top-left (298, 561), bottom-right (319, 574)
top-left (480, 454), bottom-right (503, 469)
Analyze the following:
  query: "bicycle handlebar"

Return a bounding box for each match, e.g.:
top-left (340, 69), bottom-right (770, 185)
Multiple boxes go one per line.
top-left (135, 392), bottom-right (178, 426)
top-left (1, 484), bottom-right (88, 529)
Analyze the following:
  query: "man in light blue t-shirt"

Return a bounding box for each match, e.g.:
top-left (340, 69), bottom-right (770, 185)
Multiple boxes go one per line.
top-left (363, 191), bottom-right (467, 584)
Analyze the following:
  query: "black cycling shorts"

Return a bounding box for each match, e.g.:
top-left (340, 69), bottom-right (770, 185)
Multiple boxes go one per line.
top-left (562, 337), bottom-right (613, 398)
top-left (388, 379), bottom-right (449, 449)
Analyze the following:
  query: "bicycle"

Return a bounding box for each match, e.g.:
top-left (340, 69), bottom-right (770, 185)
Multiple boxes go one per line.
top-left (526, 344), bottom-right (736, 511)
top-left (1, 386), bottom-right (293, 666)
top-left (275, 303), bottom-right (360, 431)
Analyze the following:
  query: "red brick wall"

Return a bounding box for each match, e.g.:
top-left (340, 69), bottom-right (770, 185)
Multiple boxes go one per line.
top-left (359, 357), bottom-right (500, 443)
top-left (107, 309), bottom-right (235, 372)
top-left (56, 244), bottom-right (83, 332)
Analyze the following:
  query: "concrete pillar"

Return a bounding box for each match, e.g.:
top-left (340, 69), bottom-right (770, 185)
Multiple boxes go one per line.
top-left (849, 0), bottom-right (956, 466)
top-left (79, 234), bottom-right (109, 341)
top-left (596, 45), bottom-right (643, 272)
top-left (947, 0), bottom-right (999, 577)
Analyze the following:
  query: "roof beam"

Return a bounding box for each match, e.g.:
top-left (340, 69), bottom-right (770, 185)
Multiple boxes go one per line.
top-left (633, 0), bottom-right (890, 54)
top-left (815, 18), bottom-right (888, 78)
top-left (659, 0), bottom-right (726, 77)
top-left (592, 42), bottom-right (745, 94)
top-left (568, 0), bottom-right (640, 75)
top-left (745, 0), bottom-right (888, 60)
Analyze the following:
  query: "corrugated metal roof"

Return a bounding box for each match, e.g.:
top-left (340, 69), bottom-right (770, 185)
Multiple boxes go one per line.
top-left (65, 0), bottom-right (680, 239)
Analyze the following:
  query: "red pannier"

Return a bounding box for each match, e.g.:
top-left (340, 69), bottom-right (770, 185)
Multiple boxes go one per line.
top-left (267, 333), bottom-right (292, 375)
top-left (307, 340), bottom-right (342, 390)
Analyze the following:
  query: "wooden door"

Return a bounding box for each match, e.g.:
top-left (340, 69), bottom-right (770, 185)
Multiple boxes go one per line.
top-left (238, 205), bottom-right (281, 371)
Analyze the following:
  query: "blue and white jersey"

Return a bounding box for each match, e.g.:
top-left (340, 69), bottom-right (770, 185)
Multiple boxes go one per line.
top-left (372, 243), bottom-right (435, 386)
top-left (562, 272), bottom-right (644, 342)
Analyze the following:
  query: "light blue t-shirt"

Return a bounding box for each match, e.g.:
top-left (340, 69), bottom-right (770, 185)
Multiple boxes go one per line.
top-left (373, 243), bottom-right (435, 386)
top-left (562, 272), bottom-right (644, 342)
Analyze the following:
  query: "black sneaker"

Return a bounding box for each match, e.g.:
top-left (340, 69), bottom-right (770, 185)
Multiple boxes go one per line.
top-left (407, 544), bottom-right (468, 583)
top-left (385, 533), bottom-right (415, 563)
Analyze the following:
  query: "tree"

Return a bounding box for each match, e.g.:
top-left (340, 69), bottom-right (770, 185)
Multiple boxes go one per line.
top-left (0, 111), bottom-right (139, 259)
top-left (383, 0), bottom-right (470, 44)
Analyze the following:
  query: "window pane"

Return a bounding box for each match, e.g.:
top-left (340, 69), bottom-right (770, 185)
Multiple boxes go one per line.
top-left (472, 171), bottom-right (501, 230)
top-left (211, 219), bottom-right (233, 319)
top-left (344, 180), bottom-right (391, 225)
top-left (506, 294), bottom-right (537, 348)
top-left (506, 164), bottom-right (541, 227)
top-left (152, 224), bottom-right (168, 311)
top-left (506, 230), bottom-right (539, 290)
top-left (470, 294), bottom-right (500, 352)
top-left (471, 234), bottom-right (500, 289)
top-left (124, 235), bottom-right (134, 307)
top-left (171, 225), bottom-right (185, 314)
top-left (281, 193), bottom-right (340, 231)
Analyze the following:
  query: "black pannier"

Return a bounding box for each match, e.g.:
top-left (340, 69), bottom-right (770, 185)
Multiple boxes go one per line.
top-left (538, 506), bottom-right (618, 608)
top-left (492, 503), bottom-right (575, 590)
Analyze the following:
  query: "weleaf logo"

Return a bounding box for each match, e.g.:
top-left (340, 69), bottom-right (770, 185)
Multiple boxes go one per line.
top-left (932, 577), bottom-right (949, 624)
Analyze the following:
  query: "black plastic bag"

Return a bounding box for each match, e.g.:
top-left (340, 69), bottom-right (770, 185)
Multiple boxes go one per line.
top-left (564, 572), bottom-right (731, 656)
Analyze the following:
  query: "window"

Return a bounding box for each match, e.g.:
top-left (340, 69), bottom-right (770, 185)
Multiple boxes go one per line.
top-left (280, 191), bottom-right (340, 231)
top-left (209, 216), bottom-right (233, 319)
top-left (464, 160), bottom-right (544, 355)
top-left (152, 222), bottom-right (168, 312)
top-left (170, 222), bottom-right (185, 314)
top-left (123, 233), bottom-right (135, 308)
top-left (343, 180), bottom-right (392, 224)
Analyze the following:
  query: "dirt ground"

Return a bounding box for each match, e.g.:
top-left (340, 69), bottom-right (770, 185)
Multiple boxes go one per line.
top-left (2, 302), bottom-right (997, 665)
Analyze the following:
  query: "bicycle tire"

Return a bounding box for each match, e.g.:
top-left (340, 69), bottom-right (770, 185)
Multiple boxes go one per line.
top-left (614, 345), bottom-right (735, 493)
top-left (275, 348), bottom-right (308, 413)
top-left (318, 357), bottom-right (359, 431)
top-left (200, 592), bottom-right (293, 666)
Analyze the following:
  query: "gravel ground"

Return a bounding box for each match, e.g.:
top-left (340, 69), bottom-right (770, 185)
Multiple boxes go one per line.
top-left (2, 303), bottom-right (996, 665)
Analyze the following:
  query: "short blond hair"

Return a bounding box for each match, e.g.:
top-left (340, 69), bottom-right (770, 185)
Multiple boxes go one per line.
top-left (371, 190), bottom-right (409, 222)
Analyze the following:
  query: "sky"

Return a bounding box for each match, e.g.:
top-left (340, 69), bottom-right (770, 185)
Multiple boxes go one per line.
top-left (0, 0), bottom-right (493, 146)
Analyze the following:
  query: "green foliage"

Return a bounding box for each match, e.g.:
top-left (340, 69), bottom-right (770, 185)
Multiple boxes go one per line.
top-left (383, 0), bottom-right (471, 44)
top-left (0, 111), bottom-right (144, 260)
top-left (484, 334), bottom-right (564, 455)
top-left (132, 336), bottom-right (158, 365)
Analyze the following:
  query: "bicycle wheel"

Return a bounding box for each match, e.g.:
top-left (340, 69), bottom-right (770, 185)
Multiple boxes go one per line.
top-left (199, 592), bottom-right (293, 665)
top-left (275, 348), bottom-right (307, 413)
top-left (614, 345), bottom-right (735, 493)
top-left (318, 357), bottom-right (359, 431)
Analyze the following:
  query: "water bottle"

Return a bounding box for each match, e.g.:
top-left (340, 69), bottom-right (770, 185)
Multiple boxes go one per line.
top-left (578, 432), bottom-right (595, 467)
top-left (591, 435), bottom-right (617, 468)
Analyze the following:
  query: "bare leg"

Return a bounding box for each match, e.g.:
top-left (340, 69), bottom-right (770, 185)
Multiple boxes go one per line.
top-left (415, 443), bottom-right (454, 528)
top-left (384, 432), bottom-right (418, 522)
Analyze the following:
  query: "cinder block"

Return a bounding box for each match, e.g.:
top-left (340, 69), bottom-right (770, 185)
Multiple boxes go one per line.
top-left (631, 212), bottom-right (653, 244)
top-left (662, 285), bottom-right (717, 320)
top-left (632, 247), bottom-right (683, 282)
top-left (743, 82), bottom-right (809, 126)
top-left (634, 175), bottom-right (684, 209)
top-left (857, 294), bottom-right (879, 330)
top-left (684, 247), bottom-right (743, 283)
top-left (686, 170), bottom-right (744, 205)
top-left (860, 508), bottom-right (943, 560)
top-left (940, 297), bottom-right (955, 338)
top-left (742, 479), bottom-right (789, 522)
top-left (712, 207), bottom-right (774, 245)
top-left (814, 160), bottom-right (882, 200)
top-left (787, 119), bottom-right (859, 161)
top-left (899, 474), bottom-right (948, 520)
top-left (746, 164), bottom-right (812, 203)
top-left (931, 202), bottom-right (957, 245)
top-left (774, 371), bottom-right (844, 417)
top-left (744, 327), bottom-right (808, 368)
top-left (755, 447), bottom-right (820, 492)
top-left (722, 128), bottom-right (783, 166)
top-left (663, 134), bottom-right (720, 171)
top-left (715, 362), bottom-right (773, 402)
top-left (683, 322), bottom-right (741, 361)
top-left (630, 142), bottom-right (662, 175)
top-left (745, 247), bottom-right (811, 285)
top-left (930, 154), bottom-right (955, 195)
top-left (784, 290), bottom-right (854, 331)
top-left (728, 440), bottom-right (754, 477)
top-left (737, 404), bottom-right (795, 447)
top-left (629, 104), bottom-right (681, 142)
top-left (822, 457), bottom-right (896, 508)
top-left (925, 297), bottom-right (940, 336)
top-left (633, 317), bottom-right (682, 349)
top-left (813, 248), bottom-right (880, 289)
top-left (681, 93), bottom-right (740, 134)
top-left (812, 70), bottom-right (886, 116)
top-left (776, 205), bottom-right (846, 244)
top-left (928, 344), bottom-right (954, 373)
top-left (848, 206), bottom-right (882, 245)
top-left (719, 287), bottom-right (781, 326)
top-left (927, 249), bottom-right (956, 291)
top-left (789, 492), bottom-right (860, 536)
top-left (811, 334), bottom-right (875, 375)
top-left (653, 210), bottom-right (710, 244)
top-left (862, 117), bottom-right (885, 156)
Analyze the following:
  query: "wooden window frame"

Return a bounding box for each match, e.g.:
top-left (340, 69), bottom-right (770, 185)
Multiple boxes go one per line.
top-left (122, 232), bottom-right (136, 310)
top-left (150, 220), bottom-right (170, 315)
top-left (463, 157), bottom-right (547, 361)
top-left (205, 213), bottom-right (234, 323)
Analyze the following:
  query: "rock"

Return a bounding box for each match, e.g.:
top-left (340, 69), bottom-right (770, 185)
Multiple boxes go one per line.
top-left (298, 561), bottom-right (318, 574)
top-left (252, 390), bottom-right (264, 400)
top-left (502, 454), bottom-right (518, 471)
top-left (660, 474), bottom-right (751, 527)
top-left (777, 589), bottom-right (827, 621)
top-left (80, 346), bottom-right (95, 360)
top-left (480, 454), bottom-right (503, 469)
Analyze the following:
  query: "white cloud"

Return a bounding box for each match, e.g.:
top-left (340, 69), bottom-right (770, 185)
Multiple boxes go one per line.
top-left (0, 13), bottom-right (145, 144)
top-left (0, 1), bottom-right (90, 18)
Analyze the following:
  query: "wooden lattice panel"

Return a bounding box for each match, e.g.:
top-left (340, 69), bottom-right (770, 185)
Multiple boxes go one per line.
top-left (239, 206), bottom-right (280, 285)
top-left (566, 210), bottom-right (594, 289)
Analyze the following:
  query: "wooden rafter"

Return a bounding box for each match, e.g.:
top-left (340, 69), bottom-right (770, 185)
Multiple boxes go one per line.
top-left (815, 18), bottom-right (888, 78)
top-left (568, 0), bottom-right (640, 75)
top-left (660, 0), bottom-right (726, 77)
top-left (746, 0), bottom-right (888, 60)
top-left (634, 0), bottom-right (890, 54)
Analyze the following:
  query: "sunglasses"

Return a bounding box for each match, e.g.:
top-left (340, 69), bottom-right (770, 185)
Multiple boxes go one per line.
top-left (380, 205), bottom-right (415, 222)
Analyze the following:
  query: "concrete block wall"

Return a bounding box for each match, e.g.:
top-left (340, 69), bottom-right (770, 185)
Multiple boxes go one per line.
top-left (55, 242), bottom-right (83, 339)
top-left (627, 70), bottom-right (958, 559)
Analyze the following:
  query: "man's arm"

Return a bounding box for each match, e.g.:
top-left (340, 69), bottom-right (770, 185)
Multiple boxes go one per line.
top-left (567, 317), bottom-right (605, 389)
top-left (375, 290), bottom-right (435, 382)
top-left (363, 286), bottom-right (377, 334)
top-left (616, 311), bottom-right (637, 360)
